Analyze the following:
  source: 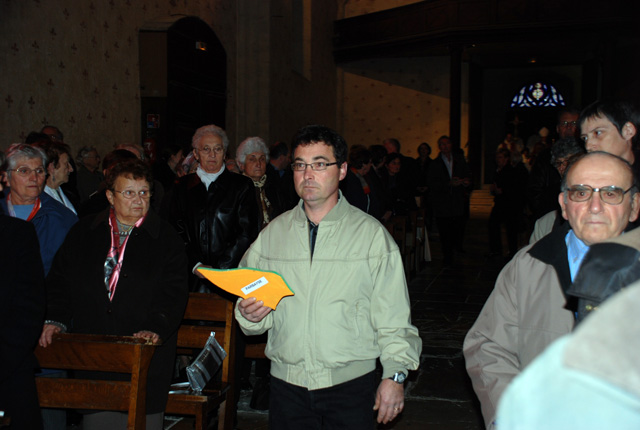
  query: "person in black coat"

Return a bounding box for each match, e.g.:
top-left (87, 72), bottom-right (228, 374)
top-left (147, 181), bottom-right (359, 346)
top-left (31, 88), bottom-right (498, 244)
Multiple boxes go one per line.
top-left (0, 213), bottom-right (46, 430)
top-left (39, 160), bottom-right (188, 430)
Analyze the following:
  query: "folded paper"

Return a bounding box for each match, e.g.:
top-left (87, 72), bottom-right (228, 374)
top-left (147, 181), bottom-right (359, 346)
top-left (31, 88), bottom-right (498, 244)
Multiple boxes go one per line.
top-left (197, 267), bottom-right (294, 309)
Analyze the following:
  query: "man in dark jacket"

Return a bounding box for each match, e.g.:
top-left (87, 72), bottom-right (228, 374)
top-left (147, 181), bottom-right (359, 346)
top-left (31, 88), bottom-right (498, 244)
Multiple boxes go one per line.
top-left (427, 135), bottom-right (471, 266)
top-left (167, 124), bottom-right (259, 293)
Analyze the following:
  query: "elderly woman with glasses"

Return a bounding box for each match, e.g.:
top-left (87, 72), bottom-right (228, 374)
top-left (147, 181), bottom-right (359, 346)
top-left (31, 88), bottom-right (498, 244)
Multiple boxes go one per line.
top-left (39, 159), bottom-right (188, 430)
top-left (0, 143), bottom-right (77, 275)
top-left (236, 136), bottom-right (287, 231)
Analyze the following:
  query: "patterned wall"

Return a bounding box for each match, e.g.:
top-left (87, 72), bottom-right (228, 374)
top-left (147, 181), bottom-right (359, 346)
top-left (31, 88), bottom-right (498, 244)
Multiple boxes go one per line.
top-left (0, 0), bottom-right (235, 157)
top-left (340, 57), bottom-right (469, 158)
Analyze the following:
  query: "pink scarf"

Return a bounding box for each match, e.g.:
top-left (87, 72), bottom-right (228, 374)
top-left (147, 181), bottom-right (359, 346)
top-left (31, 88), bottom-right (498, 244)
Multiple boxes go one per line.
top-left (104, 207), bottom-right (146, 301)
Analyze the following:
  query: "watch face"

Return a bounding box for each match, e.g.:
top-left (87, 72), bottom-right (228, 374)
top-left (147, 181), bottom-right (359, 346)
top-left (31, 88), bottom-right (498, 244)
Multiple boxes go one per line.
top-left (394, 372), bottom-right (406, 383)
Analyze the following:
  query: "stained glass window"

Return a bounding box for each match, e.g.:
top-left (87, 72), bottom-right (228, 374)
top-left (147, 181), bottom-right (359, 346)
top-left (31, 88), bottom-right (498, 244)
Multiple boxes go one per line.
top-left (510, 82), bottom-right (565, 108)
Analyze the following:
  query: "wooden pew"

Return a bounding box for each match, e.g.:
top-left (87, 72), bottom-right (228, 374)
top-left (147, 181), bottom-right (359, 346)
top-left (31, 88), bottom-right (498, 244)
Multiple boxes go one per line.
top-left (34, 333), bottom-right (157, 430)
top-left (165, 293), bottom-right (236, 430)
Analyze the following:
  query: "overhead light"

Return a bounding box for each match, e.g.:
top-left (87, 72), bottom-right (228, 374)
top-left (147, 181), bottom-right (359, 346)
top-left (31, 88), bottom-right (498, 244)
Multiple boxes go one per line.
top-left (195, 41), bottom-right (207, 51)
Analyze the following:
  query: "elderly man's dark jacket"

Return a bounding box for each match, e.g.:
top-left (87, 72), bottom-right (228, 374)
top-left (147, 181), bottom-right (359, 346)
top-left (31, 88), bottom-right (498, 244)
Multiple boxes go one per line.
top-left (45, 208), bottom-right (189, 413)
top-left (167, 169), bottom-right (259, 291)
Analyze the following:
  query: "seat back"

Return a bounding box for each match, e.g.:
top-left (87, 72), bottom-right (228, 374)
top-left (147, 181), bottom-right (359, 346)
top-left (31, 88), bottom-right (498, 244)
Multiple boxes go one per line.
top-left (35, 333), bottom-right (156, 430)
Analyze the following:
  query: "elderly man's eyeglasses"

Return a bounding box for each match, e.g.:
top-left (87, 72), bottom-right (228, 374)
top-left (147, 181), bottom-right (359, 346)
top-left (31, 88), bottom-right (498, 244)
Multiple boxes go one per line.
top-left (112, 189), bottom-right (153, 199)
top-left (291, 161), bottom-right (339, 171)
top-left (566, 185), bottom-right (635, 205)
top-left (198, 146), bottom-right (224, 155)
top-left (559, 121), bottom-right (578, 128)
top-left (13, 167), bottom-right (46, 176)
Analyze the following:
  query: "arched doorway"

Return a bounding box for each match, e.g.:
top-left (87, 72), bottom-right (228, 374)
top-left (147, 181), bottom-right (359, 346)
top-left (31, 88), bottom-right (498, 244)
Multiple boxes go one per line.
top-left (139, 16), bottom-right (226, 157)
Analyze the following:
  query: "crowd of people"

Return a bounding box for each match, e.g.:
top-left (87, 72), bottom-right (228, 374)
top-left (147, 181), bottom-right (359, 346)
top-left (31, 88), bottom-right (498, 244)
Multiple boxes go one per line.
top-left (466, 100), bottom-right (640, 429)
top-left (0, 123), bottom-right (423, 430)
top-left (3, 98), bottom-right (640, 429)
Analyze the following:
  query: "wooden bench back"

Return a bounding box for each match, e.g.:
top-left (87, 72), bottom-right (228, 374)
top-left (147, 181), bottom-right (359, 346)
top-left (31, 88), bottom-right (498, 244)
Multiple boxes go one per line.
top-left (34, 333), bottom-right (156, 430)
top-left (176, 292), bottom-right (235, 385)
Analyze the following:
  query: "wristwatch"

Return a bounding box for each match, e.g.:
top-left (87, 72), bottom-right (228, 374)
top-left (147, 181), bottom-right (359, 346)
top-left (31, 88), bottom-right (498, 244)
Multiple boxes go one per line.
top-left (389, 372), bottom-right (407, 384)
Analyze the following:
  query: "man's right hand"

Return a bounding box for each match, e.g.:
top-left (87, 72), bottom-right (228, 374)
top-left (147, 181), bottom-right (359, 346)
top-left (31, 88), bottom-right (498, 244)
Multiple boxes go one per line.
top-left (238, 297), bottom-right (271, 323)
top-left (39, 324), bottom-right (62, 348)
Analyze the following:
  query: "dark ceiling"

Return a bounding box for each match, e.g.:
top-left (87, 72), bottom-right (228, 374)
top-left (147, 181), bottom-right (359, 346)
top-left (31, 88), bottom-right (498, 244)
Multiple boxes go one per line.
top-left (333, 0), bottom-right (639, 68)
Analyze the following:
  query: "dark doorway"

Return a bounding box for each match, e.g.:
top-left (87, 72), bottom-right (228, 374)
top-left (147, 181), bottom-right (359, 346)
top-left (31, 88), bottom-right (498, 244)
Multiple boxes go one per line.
top-left (139, 16), bottom-right (226, 157)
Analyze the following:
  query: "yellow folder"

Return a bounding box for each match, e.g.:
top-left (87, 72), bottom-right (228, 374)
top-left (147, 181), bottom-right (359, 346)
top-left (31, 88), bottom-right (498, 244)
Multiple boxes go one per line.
top-left (197, 267), bottom-right (294, 310)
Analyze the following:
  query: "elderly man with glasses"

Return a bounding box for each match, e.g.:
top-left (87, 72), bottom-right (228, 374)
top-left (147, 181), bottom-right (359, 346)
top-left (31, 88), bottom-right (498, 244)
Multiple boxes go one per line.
top-left (166, 124), bottom-right (258, 293)
top-left (464, 151), bottom-right (639, 430)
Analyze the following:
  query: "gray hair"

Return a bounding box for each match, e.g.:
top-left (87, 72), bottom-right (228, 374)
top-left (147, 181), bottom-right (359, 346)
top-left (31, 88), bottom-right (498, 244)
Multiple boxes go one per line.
top-left (236, 137), bottom-right (269, 165)
top-left (5, 143), bottom-right (47, 179)
top-left (192, 124), bottom-right (229, 152)
top-left (76, 146), bottom-right (98, 164)
top-left (550, 137), bottom-right (584, 166)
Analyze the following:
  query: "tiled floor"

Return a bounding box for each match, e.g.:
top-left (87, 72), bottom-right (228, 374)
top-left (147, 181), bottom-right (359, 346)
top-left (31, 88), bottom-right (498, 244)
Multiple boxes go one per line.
top-left (165, 206), bottom-right (508, 430)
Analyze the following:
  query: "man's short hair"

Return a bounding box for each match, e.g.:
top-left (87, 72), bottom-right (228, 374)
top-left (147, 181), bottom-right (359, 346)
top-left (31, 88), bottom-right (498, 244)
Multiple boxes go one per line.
top-left (77, 146), bottom-right (98, 164)
top-left (348, 145), bottom-right (371, 170)
top-left (291, 125), bottom-right (348, 165)
top-left (557, 106), bottom-right (580, 123)
top-left (191, 124), bottom-right (229, 153)
top-left (550, 137), bottom-right (585, 166)
top-left (579, 101), bottom-right (640, 146)
top-left (25, 132), bottom-right (52, 146)
top-left (438, 135), bottom-right (451, 144)
top-left (40, 125), bottom-right (64, 142)
top-left (384, 138), bottom-right (401, 152)
top-left (269, 141), bottom-right (289, 160)
top-left (369, 144), bottom-right (387, 166)
top-left (560, 151), bottom-right (637, 197)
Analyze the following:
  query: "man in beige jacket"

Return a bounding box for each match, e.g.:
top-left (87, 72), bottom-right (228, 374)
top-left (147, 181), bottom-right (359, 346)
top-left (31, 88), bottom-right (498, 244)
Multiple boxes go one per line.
top-left (464, 151), bottom-right (639, 429)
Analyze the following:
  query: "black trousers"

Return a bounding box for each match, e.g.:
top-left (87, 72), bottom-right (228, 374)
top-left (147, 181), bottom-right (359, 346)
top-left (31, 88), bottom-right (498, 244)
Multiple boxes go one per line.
top-left (436, 216), bottom-right (463, 264)
top-left (269, 371), bottom-right (377, 430)
top-left (0, 369), bottom-right (44, 430)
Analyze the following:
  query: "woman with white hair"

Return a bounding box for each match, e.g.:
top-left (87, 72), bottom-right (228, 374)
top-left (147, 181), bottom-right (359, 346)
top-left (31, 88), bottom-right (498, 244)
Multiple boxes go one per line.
top-left (0, 143), bottom-right (77, 275)
top-left (236, 137), bottom-right (287, 231)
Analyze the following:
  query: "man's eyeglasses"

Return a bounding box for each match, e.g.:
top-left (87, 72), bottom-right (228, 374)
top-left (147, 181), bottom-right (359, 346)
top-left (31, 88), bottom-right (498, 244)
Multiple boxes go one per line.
top-left (112, 189), bottom-right (153, 199)
top-left (198, 146), bottom-right (224, 155)
top-left (559, 121), bottom-right (578, 128)
top-left (291, 161), bottom-right (339, 171)
top-left (566, 185), bottom-right (635, 205)
top-left (13, 167), bottom-right (46, 176)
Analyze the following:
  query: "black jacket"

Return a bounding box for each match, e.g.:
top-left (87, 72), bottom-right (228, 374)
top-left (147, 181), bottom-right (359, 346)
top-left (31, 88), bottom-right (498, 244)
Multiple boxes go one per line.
top-left (167, 169), bottom-right (259, 291)
top-left (0, 215), bottom-right (45, 428)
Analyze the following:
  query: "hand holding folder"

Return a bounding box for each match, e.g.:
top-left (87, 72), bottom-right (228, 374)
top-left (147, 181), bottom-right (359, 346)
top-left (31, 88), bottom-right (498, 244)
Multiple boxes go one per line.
top-left (196, 267), bottom-right (294, 310)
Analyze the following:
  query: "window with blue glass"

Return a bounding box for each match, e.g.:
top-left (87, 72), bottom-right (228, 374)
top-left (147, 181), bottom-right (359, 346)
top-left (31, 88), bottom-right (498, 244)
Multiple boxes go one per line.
top-left (510, 82), bottom-right (565, 108)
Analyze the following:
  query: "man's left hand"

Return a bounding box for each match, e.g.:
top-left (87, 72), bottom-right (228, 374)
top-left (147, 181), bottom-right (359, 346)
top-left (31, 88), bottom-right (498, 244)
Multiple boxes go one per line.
top-left (373, 378), bottom-right (405, 424)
